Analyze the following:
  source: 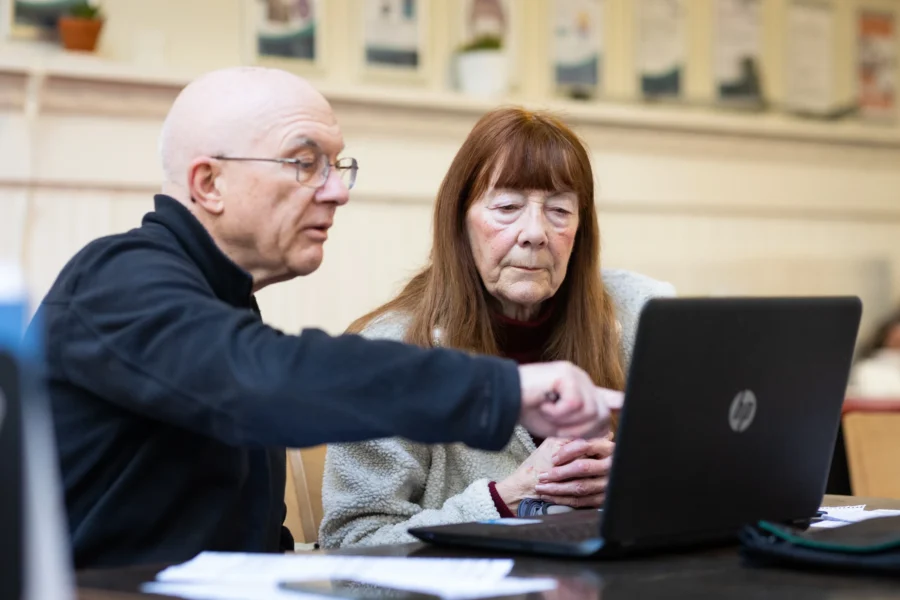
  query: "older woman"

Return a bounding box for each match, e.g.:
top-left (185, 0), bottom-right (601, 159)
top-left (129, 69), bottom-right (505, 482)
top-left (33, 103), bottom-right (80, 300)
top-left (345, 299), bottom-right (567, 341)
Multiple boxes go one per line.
top-left (319, 107), bottom-right (675, 548)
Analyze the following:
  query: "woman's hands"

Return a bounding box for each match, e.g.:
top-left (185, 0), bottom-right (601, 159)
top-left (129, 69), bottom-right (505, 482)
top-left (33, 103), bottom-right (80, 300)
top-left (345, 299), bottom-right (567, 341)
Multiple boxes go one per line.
top-left (533, 438), bottom-right (614, 508)
top-left (494, 438), bottom-right (567, 514)
top-left (495, 437), bottom-right (614, 513)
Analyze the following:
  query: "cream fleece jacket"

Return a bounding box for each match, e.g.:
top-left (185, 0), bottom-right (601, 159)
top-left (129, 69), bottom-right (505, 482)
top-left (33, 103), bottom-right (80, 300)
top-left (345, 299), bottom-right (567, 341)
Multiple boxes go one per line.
top-left (320, 269), bottom-right (676, 548)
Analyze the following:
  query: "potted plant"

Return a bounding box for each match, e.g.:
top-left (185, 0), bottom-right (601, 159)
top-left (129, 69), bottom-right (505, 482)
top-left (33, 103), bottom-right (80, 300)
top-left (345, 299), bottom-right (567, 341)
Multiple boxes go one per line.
top-left (455, 34), bottom-right (508, 98)
top-left (58, 1), bottom-right (104, 52)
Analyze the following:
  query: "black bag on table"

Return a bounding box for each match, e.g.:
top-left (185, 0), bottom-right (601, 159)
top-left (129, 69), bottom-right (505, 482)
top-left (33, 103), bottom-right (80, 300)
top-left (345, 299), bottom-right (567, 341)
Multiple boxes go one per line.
top-left (740, 515), bottom-right (900, 576)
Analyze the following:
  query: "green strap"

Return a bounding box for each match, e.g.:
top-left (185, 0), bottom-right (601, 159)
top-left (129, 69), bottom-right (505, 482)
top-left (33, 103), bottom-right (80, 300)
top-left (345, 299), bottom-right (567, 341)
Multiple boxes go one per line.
top-left (758, 520), bottom-right (900, 554)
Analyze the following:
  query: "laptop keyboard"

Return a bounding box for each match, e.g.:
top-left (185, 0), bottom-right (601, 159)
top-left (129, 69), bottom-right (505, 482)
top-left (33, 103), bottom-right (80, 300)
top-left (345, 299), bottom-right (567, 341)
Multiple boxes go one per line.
top-left (513, 516), bottom-right (602, 543)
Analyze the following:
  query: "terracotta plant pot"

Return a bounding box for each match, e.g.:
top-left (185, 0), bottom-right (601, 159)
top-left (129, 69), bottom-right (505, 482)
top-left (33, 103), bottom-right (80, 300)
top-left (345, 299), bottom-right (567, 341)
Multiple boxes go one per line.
top-left (58, 16), bottom-right (104, 52)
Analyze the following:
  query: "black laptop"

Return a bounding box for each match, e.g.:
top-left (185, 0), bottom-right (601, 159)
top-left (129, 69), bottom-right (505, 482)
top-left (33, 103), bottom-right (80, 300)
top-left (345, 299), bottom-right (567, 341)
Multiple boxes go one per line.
top-left (409, 297), bottom-right (862, 557)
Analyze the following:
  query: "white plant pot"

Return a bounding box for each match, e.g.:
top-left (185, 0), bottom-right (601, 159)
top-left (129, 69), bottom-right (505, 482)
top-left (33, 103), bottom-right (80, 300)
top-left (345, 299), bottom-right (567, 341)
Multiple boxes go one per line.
top-left (456, 50), bottom-right (508, 98)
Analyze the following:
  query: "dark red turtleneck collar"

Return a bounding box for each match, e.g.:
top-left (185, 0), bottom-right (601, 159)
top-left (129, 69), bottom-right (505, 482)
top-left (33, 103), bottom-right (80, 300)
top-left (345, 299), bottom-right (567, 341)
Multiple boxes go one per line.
top-left (492, 301), bottom-right (556, 365)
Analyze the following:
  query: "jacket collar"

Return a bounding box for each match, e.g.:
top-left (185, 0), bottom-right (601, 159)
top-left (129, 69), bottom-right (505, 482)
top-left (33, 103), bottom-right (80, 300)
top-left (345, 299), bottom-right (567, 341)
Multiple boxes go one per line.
top-left (144, 195), bottom-right (254, 308)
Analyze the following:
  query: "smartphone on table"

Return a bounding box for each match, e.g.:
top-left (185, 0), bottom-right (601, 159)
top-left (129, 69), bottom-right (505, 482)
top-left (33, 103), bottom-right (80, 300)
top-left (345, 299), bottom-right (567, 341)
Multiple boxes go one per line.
top-left (278, 578), bottom-right (442, 600)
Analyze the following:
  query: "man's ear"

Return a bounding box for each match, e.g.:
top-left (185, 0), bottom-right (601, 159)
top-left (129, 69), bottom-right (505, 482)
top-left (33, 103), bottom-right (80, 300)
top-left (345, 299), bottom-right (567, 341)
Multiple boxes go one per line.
top-left (187, 157), bottom-right (225, 215)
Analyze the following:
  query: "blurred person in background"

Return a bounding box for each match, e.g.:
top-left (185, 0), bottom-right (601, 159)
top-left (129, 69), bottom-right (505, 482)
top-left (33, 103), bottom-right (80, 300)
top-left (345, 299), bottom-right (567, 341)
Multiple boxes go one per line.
top-left (320, 107), bottom-right (675, 548)
top-left (847, 308), bottom-right (900, 399)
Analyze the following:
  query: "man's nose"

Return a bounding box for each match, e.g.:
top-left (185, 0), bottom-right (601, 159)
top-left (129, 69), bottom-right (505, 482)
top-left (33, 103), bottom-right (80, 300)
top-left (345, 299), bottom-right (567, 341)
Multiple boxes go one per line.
top-left (315, 168), bottom-right (350, 205)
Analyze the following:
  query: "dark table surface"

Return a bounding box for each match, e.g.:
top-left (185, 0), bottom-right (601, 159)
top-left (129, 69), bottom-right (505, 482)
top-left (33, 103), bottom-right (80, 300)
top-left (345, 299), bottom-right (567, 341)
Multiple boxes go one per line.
top-left (77, 495), bottom-right (900, 600)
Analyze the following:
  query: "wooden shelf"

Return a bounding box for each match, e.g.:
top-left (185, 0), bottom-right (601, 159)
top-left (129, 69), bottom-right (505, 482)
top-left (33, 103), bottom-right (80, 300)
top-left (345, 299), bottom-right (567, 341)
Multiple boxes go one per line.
top-left (2, 42), bottom-right (900, 150)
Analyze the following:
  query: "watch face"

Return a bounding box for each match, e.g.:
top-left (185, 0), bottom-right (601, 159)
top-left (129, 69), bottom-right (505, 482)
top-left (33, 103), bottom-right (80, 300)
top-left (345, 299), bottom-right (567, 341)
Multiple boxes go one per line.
top-left (517, 498), bottom-right (549, 517)
top-left (518, 498), bottom-right (579, 518)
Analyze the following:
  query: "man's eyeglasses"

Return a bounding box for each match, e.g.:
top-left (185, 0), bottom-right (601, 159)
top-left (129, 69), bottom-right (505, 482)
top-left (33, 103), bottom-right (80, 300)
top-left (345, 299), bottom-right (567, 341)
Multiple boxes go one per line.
top-left (213, 154), bottom-right (358, 190)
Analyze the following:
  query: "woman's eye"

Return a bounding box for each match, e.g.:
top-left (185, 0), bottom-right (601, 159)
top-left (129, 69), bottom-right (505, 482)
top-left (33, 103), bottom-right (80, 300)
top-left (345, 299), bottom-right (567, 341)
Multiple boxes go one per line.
top-left (497, 205), bottom-right (519, 212)
top-left (548, 207), bottom-right (574, 217)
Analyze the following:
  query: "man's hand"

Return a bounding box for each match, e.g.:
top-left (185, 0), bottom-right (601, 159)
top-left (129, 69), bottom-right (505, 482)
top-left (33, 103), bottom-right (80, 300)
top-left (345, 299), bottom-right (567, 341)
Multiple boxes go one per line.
top-left (533, 438), bottom-right (614, 508)
top-left (517, 362), bottom-right (623, 440)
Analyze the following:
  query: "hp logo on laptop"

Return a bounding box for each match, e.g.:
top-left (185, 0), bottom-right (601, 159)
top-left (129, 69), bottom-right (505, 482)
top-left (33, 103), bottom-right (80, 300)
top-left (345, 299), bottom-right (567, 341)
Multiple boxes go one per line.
top-left (729, 390), bottom-right (757, 433)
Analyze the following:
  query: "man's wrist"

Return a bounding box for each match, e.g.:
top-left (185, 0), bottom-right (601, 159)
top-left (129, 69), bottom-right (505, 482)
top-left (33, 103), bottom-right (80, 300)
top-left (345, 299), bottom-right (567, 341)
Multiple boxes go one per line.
top-left (476, 358), bottom-right (522, 452)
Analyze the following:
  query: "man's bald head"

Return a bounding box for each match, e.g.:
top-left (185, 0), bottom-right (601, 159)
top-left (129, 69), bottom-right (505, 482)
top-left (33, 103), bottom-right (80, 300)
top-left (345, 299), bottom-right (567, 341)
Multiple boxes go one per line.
top-left (159, 66), bottom-right (333, 195)
top-left (156, 66), bottom-right (350, 290)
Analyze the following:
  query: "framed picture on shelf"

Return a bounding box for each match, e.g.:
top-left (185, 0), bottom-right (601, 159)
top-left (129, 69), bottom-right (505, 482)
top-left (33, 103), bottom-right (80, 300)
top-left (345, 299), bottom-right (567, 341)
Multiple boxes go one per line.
top-left (636, 0), bottom-right (686, 100)
top-left (7, 0), bottom-right (84, 41)
top-left (552, 0), bottom-right (604, 100)
top-left (251, 0), bottom-right (324, 72)
top-left (713, 0), bottom-right (765, 109)
top-left (783, 0), bottom-right (835, 117)
top-left (857, 10), bottom-right (896, 122)
top-left (359, 0), bottom-right (430, 83)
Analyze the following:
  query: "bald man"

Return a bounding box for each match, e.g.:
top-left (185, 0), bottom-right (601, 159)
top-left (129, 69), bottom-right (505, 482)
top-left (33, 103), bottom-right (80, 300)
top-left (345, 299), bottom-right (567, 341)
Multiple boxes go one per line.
top-left (27, 67), bottom-right (620, 569)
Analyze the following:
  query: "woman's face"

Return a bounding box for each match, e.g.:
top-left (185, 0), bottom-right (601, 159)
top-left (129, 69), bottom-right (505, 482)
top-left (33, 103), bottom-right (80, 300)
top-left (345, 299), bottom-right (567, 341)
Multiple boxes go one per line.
top-left (466, 187), bottom-right (579, 321)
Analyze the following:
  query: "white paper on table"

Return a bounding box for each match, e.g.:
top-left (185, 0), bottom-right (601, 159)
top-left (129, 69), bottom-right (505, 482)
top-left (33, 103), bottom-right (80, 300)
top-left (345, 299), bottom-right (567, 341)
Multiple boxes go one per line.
top-left (156, 553), bottom-right (512, 584)
top-left (149, 552), bottom-right (556, 599)
top-left (142, 582), bottom-right (315, 600)
top-left (811, 504), bottom-right (900, 529)
top-left (143, 577), bottom-right (557, 600)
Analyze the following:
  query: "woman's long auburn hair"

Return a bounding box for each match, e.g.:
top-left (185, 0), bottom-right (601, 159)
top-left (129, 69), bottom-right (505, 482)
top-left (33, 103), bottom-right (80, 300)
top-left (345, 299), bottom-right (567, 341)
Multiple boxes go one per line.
top-left (348, 107), bottom-right (625, 392)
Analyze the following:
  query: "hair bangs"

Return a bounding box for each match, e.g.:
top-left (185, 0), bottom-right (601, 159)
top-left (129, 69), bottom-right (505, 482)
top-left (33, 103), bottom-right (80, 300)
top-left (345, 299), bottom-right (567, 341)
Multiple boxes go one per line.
top-left (490, 127), bottom-right (582, 196)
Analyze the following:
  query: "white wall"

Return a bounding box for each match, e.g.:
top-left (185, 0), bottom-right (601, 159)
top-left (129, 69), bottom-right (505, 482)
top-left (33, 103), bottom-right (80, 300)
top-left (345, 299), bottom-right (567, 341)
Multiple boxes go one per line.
top-left (2, 0), bottom-right (900, 345)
